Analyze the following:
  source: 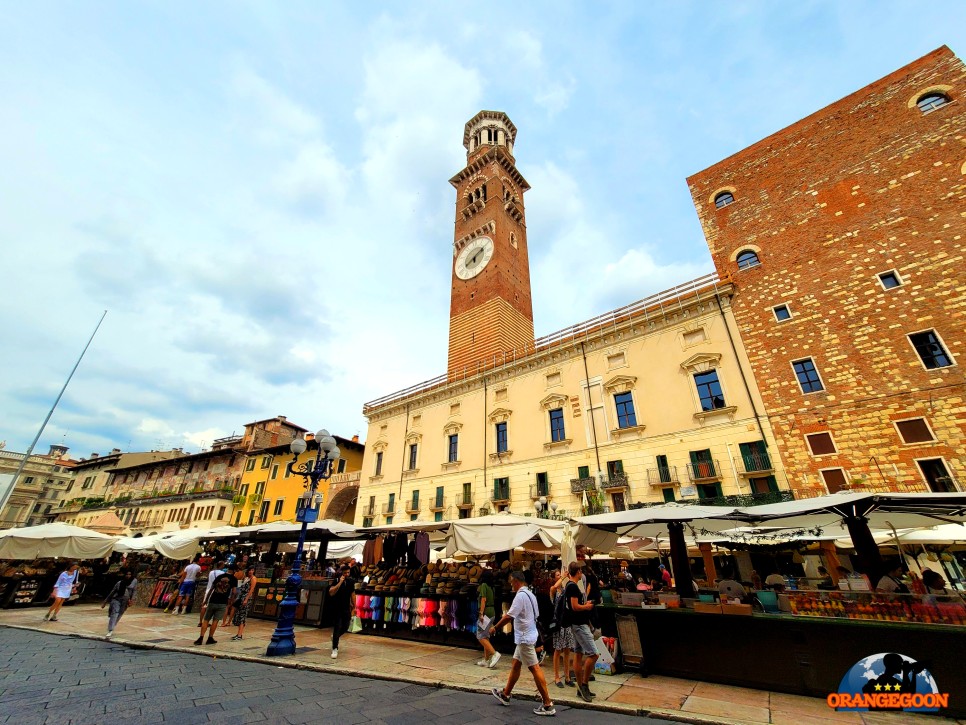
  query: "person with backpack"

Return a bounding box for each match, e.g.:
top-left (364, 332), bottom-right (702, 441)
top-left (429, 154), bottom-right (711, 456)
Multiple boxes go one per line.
top-left (549, 571), bottom-right (574, 689)
top-left (564, 561), bottom-right (599, 702)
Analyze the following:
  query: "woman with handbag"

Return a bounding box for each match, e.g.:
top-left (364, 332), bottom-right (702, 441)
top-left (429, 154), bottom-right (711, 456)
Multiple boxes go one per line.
top-left (44, 562), bottom-right (79, 622)
top-left (230, 566), bottom-right (257, 641)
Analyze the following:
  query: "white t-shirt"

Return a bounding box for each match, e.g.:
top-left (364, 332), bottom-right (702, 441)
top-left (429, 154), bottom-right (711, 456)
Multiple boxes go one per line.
top-left (182, 563), bottom-right (202, 583)
top-left (506, 587), bottom-right (539, 645)
top-left (205, 568), bottom-right (226, 595)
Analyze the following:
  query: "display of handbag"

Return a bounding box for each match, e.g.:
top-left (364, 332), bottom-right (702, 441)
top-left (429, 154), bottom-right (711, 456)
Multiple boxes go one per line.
top-left (348, 615), bottom-right (363, 633)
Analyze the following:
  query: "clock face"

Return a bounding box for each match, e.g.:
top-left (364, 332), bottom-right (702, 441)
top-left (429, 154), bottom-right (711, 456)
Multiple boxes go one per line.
top-left (455, 236), bottom-right (494, 280)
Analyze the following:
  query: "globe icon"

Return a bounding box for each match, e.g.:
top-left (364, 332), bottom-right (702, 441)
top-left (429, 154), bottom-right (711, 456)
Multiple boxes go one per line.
top-left (836, 652), bottom-right (941, 712)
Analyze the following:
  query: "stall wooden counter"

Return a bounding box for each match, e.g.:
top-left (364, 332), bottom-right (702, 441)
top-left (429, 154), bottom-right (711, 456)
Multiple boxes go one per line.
top-left (598, 601), bottom-right (966, 717)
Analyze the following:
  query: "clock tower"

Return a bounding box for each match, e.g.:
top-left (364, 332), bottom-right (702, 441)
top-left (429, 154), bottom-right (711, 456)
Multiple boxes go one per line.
top-left (447, 111), bottom-right (535, 379)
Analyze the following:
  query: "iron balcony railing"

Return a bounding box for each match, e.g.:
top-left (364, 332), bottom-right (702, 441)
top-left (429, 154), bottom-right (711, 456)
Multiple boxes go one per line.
top-left (630, 490), bottom-right (795, 509)
top-left (647, 466), bottom-right (679, 485)
top-left (429, 497), bottom-right (446, 512)
top-left (741, 452), bottom-right (773, 473)
top-left (456, 491), bottom-right (474, 508)
top-left (686, 460), bottom-right (721, 482)
top-left (570, 477), bottom-right (597, 494)
top-left (405, 500), bottom-right (421, 514)
top-left (381, 502), bottom-right (396, 515)
top-left (602, 473), bottom-right (629, 490)
top-left (492, 486), bottom-right (511, 503)
top-left (530, 483), bottom-right (551, 499)
top-left (361, 504), bottom-right (376, 516)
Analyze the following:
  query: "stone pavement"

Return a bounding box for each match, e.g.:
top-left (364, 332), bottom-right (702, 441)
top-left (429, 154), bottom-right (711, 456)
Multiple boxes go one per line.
top-left (0, 629), bottom-right (673, 724)
top-left (0, 604), bottom-right (959, 725)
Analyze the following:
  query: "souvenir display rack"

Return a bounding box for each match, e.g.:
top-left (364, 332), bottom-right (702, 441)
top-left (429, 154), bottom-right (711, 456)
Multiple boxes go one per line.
top-left (786, 589), bottom-right (966, 626)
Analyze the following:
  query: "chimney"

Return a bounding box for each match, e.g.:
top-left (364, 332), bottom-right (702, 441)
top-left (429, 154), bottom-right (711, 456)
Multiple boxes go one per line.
top-left (352, 435), bottom-right (360, 443)
top-left (48, 444), bottom-right (69, 458)
top-left (90, 453), bottom-right (99, 459)
top-left (304, 432), bottom-right (315, 441)
top-left (111, 448), bottom-right (121, 455)
top-left (278, 415), bottom-right (287, 422)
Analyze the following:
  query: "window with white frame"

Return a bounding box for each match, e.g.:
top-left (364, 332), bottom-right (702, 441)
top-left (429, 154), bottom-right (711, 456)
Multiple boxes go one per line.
top-left (894, 418), bottom-right (936, 445)
top-left (908, 330), bottom-right (954, 370)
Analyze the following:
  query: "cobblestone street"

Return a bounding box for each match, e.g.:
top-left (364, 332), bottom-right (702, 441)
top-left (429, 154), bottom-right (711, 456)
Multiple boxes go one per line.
top-left (0, 629), bottom-right (675, 725)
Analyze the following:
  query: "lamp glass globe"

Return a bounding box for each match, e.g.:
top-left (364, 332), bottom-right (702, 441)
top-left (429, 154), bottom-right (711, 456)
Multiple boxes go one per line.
top-left (329, 446), bottom-right (341, 460)
top-left (290, 437), bottom-right (308, 455)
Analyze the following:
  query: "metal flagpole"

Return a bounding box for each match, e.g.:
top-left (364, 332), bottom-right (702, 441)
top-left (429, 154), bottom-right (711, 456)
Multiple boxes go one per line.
top-left (0, 311), bottom-right (108, 519)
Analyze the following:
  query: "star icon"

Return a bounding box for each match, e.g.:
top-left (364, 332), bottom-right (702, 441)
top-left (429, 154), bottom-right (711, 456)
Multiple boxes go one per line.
top-left (875, 683), bottom-right (882, 691)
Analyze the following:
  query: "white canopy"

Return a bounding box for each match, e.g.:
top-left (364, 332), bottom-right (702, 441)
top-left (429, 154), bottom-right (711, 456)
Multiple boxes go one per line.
top-left (577, 502), bottom-right (746, 538)
top-left (896, 524), bottom-right (966, 545)
top-left (577, 493), bottom-right (966, 540)
top-left (737, 491), bottom-right (966, 531)
top-left (444, 513), bottom-right (567, 556)
top-left (0, 522), bottom-right (117, 560)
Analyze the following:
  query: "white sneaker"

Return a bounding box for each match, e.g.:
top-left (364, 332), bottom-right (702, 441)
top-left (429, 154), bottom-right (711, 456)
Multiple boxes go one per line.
top-left (106, 631), bottom-right (113, 639)
top-left (331, 648), bottom-right (339, 659)
top-left (476, 658), bottom-right (487, 666)
top-left (487, 652), bottom-right (502, 669)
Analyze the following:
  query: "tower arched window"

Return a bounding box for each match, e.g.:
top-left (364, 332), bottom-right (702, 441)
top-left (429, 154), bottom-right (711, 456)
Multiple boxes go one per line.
top-left (736, 250), bottom-right (761, 270)
top-left (916, 92), bottom-right (951, 114)
top-left (714, 191), bottom-right (735, 209)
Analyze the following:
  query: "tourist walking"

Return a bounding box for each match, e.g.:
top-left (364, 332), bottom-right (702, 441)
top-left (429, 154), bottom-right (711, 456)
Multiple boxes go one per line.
top-left (328, 564), bottom-right (356, 659)
top-left (476, 569), bottom-right (500, 668)
top-left (198, 560), bottom-right (227, 627)
top-left (489, 570), bottom-right (555, 717)
top-left (549, 572), bottom-right (574, 688)
top-left (44, 562), bottom-right (79, 622)
top-left (165, 555), bottom-right (202, 614)
top-left (230, 566), bottom-right (257, 641)
top-left (102, 568), bottom-right (137, 638)
top-left (195, 569), bottom-right (235, 646)
top-left (564, 561), bottom-right (599, 702)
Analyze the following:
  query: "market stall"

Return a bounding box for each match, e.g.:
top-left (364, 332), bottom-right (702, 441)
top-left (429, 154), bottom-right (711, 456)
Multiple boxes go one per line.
top-left (580, 492), bottom-right (966, 717)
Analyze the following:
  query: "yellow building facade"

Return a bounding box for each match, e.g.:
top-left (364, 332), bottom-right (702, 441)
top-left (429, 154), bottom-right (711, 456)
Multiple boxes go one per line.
top-left (234, 434), bottom-right (365, 527)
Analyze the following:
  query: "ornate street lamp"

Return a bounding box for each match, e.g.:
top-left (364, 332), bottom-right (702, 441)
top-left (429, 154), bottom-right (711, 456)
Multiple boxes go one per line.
top-left (533, 496), bottom-right (548, 519)
top-left (266, 429), bottom-right (340, 657)
top-left (549, 501), bottom-right (559, 520)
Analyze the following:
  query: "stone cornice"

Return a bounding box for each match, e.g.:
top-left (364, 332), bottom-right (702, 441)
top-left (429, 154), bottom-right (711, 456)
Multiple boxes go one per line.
top-left (364, 279), bottom-right (734, 422)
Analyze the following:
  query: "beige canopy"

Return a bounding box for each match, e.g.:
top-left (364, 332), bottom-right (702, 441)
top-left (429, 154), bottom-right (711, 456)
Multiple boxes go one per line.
top-left (0, 522), bottom-right (117, 560)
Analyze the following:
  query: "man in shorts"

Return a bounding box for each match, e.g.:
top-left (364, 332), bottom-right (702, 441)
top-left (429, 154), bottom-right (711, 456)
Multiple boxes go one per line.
top-left (165, 555), bottom-right (202, 614)
top-left (198, 560), bottom-right (227, 627)
top-left (489, 570), bottom-right (555, 717)
top-left (565, 560), bottom-right (599, 702)
top-left (195, 569), bottom-right (235, 646)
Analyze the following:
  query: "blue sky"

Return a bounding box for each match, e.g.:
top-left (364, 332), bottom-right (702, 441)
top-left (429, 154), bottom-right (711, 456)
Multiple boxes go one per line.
top-left (1, 2), bottom-right (963, 457)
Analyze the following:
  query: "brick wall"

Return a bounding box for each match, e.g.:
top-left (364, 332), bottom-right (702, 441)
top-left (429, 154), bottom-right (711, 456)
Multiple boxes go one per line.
top-left (687, 46), bottom-right (966, 496)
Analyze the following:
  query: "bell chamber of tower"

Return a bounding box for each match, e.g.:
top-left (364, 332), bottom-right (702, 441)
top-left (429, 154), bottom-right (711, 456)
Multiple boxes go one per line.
top-left (447, 110), bottom-right (535, 380)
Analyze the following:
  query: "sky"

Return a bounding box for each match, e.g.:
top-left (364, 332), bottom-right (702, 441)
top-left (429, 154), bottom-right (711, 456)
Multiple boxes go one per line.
top-left (1, 2), bottom-right (964, 458)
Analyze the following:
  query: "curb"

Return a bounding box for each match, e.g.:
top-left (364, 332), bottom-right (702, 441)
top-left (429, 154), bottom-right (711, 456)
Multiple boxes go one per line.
top-left (2, 623), bottom-right (756, 724)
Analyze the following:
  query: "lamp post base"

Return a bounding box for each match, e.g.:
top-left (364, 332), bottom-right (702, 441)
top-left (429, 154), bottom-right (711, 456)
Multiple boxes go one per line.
top-left (265, 571), bottom-right (302, 657)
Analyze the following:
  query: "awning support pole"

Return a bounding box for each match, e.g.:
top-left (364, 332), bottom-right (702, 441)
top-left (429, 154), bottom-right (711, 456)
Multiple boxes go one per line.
top-left (668, 522), bottom-right (695, 599)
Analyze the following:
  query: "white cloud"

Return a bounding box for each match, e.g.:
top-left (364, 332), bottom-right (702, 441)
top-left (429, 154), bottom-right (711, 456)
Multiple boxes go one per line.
top-left (231, 65), bottom-right (319, 139)
top-left (273, 141), bottom-right (350, 212)
top-left (182, 428), bottom-right (225, 450)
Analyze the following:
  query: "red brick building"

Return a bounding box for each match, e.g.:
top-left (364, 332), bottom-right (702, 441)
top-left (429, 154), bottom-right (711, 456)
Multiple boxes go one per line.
top-left (688, 46), bottom-right (965, 497)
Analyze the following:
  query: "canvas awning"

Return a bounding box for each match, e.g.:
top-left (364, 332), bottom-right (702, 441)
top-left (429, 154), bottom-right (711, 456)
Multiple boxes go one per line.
top-left (0, 522), bottom-right (117, 560)
top-left (444, 513), bottom-right (567, 556)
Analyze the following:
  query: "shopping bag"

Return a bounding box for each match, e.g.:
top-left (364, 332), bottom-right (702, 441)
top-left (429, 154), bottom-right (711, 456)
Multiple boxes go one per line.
top-left (348, 615), bottom-right (363, 633)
